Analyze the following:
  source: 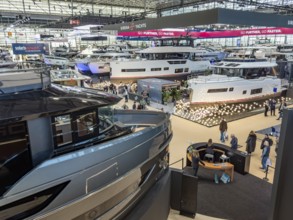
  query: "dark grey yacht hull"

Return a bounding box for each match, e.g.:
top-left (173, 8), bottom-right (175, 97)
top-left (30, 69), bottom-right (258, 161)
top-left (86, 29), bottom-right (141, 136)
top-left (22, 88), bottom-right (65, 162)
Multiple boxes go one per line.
top-left (0, 110), bottom-right (172, 220)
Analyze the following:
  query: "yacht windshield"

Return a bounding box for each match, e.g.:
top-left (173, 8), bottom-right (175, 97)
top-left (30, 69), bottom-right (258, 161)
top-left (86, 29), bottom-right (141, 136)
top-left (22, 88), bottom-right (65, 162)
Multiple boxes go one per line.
top-left (98, 106), bottom-right (114, 134)
top-left (214, 67), bottom-right (275, 78)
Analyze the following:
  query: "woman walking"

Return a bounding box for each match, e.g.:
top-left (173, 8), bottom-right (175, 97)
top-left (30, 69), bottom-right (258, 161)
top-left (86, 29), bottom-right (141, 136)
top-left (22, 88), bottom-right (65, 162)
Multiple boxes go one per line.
top-left (246, 131), bottom-right (257, 154)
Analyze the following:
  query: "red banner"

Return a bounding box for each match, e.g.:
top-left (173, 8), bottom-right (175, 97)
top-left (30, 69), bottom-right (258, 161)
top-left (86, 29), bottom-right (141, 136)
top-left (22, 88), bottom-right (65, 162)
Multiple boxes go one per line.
top-left (118, 28), bottom-right (293, 38)
top-left (69, 19), bottom-right (80, 25)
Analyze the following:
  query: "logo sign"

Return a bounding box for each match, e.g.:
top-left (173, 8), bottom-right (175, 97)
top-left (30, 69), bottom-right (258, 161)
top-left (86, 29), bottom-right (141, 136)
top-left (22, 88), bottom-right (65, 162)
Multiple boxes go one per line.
top-left (12, 43), bottom-right (49, 55)
top-left (69, 19), bottom-right (80, 25)
top-left (120, 22), bottom-right (147, 31)
top-left (273, 87), bottom-right (277, 93)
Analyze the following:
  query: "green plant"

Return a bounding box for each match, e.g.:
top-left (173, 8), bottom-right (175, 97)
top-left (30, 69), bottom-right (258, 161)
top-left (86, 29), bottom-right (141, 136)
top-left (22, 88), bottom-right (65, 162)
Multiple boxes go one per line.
top-left (162, 90), bottom-right (171, 103)
top-left (170, 88), bottom-right (182, 101)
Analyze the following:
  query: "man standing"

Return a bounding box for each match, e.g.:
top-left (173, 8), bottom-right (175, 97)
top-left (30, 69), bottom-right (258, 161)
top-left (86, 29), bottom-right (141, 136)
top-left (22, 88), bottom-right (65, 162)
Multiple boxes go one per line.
top-left (261, 141), bottom-right (271, 170)
top-left (260, 134), bottom-right (273, 150)
top-left (219, 118), bottom-right (228, 143)
top-left (264, 101), bottom-right (269, 117)
top-left (230, 134), bottom-right (238, 150)
top-left (269, 99), bottom-right (276, 116)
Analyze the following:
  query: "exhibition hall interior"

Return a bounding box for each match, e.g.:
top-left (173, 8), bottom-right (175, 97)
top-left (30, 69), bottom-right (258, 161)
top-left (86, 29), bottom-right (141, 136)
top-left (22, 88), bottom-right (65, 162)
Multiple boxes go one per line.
top-left (1, 0), bottom-right (293, 220)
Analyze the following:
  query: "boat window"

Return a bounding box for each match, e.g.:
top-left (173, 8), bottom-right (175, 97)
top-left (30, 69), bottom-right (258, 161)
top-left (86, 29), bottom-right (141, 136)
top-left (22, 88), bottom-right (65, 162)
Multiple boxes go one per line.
top-left (207, 88), bottom-right (228, 93)
top-left (175, 68), bottom-right (184, 73)
top-left (53, 115), bottom-right (73, 147)
top-left (0, 121), bottom-right (32, 196)
top-left (151, 68), bottom-right (161, 71)
top-left (229, 87), bottom-right (234, 92)
top-left (164, 67), bottom-right (169, 70)
top-left (184, 68), bottom-right (189, 72)
top-left (251, 88), bottom-right (262, 95)
top-left (121, 69), bottom-right (145, 72)
top-left (243, 90), bottom-right (247, 94)
top-left (76, 112), bottom-right (97, 137)
top-left (98, 106), bottom-right (114, 134)
top-left (168, 61), bottom-right (187, 65)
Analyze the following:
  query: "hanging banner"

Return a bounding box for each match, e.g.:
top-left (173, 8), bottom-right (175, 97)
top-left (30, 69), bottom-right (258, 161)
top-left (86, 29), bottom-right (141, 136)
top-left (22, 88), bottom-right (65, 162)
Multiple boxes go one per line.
top-left (12, 43), bottom-right (49, 55)
top-left (118, 27), bottom-right (293, 39)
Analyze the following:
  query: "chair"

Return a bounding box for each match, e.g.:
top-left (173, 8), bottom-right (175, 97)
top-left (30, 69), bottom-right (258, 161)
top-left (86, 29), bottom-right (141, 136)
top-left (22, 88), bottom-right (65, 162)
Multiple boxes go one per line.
top-left (220, 154), bottom-right (229, 163)
top-left (204, 153), bottom-right (214, 162)
top-left (220, 151), bottom-right (234, 163)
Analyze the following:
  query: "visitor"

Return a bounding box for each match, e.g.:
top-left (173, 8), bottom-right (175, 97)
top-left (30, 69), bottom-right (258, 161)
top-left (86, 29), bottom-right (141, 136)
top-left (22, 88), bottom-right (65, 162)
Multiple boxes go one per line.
top-left (260, 140), bottom-right (270, 170)
top-left (260, 134), bottom-right (273, 150)
top-left (123, 88), bottom-right (129, 102)
top-left (269, 99), bottom-right (276, 116)
top-left (264, 101), bottom-right (269, 117)
top-left (230, 134), bottom-right (238, 150)
top-left (219, 118), bottom-right (228, 143)
top-left (132, 101), bottom-right (137, 110)
top-left (192, 150), bottom-right (205, 176)
top-left (245, 131), bottom-right (257, 154)
top-left (270, 126), bottom-right (276, 136)
top-left (277, 102), bottom-right (287, 120)
top-left (140, 98), bottom-right (146, 109)
top-left (205, 139), bottom-right (214, 162)
top-left (122, 102), bottom-right (129, 110)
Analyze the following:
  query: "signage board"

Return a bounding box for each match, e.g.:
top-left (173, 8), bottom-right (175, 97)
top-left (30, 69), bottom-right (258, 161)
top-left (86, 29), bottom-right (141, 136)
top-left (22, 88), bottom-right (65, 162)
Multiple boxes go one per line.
top-left (12, 43), bottom-right (49, 55)
top-left (118, 27), bottom-right (293, 39)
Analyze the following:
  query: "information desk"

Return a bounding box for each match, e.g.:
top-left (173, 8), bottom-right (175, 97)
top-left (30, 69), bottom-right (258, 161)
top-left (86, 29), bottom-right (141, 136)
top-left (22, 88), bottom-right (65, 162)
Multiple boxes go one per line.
top-left (187, 152), bottom-right (234, 181)
top-left (186, 142), bottom-right (251, 175)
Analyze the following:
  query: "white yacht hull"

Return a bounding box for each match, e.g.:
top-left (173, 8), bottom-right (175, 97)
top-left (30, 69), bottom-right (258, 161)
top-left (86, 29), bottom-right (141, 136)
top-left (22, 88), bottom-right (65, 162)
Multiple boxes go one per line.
top-left (88, 61), bottom-right (111, 74)
top-left (188, 75), bottom-right (283, 105)
top-left (109, 59), bottom-right (210, 79)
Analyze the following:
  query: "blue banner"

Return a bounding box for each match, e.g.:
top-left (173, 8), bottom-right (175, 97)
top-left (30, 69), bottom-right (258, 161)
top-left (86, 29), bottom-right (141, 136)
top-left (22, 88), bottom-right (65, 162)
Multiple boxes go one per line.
top-left (12, 43), bottom-right (49, 55)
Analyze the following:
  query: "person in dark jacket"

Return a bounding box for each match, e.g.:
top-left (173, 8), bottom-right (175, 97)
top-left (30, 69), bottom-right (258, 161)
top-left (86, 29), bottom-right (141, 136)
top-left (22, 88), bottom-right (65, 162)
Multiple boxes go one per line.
top-left (260, 134), bottom-right (273, 150)
top-left (204, 139), bottom-right (215, 162)
top-left (192, 150), bottom-right (205, 176)
top-left (264, 101), bottom-right (269, 117)
top-left (246, 130), bottom-right (257, 154)
top-left (219, 118), bottom-right (228, 143)
top-left (261, 140), bottom-right (271, 170)
top-left (230, 134), bottom-right (238, 150)
top-left (269, 99), bottom-right (276, 116)
top-left (132, 101), bottom-right (137, 110)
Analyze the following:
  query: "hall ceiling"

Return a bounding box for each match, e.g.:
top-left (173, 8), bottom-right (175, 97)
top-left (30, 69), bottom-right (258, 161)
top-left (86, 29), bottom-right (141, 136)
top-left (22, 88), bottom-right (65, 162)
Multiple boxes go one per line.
top-left (56, 0), bottom-right (202, 10)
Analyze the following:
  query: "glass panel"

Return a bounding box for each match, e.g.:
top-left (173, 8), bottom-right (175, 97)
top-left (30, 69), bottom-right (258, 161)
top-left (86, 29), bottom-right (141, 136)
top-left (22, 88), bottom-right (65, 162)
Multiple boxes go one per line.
top-left (76, 112), bottom-right (96, 137)
top-left (54, 115), bottom-right (73, 147)
top-left (99, 106), bottom-right (114, 133)
top-left (0, 122), bottom-right (32, 196)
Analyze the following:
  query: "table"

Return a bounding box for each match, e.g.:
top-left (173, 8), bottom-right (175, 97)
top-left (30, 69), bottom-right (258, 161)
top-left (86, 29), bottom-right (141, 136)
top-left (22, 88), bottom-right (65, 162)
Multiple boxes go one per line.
top-left (187, 152), bottom-right (234, 182)
top-left (200, 161), bottom-right (234, 182)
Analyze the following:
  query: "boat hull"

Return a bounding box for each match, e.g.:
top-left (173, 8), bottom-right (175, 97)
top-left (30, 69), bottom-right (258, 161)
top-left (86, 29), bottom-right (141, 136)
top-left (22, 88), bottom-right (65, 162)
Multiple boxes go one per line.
top-left (110, 59), bottom-right (210, 80)
top-left (88, 62), bottom-right (111, 75)
top-left (0, 111), bottom-right (172, 220)
top-left (188, 75), bottom-right (284, 105)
